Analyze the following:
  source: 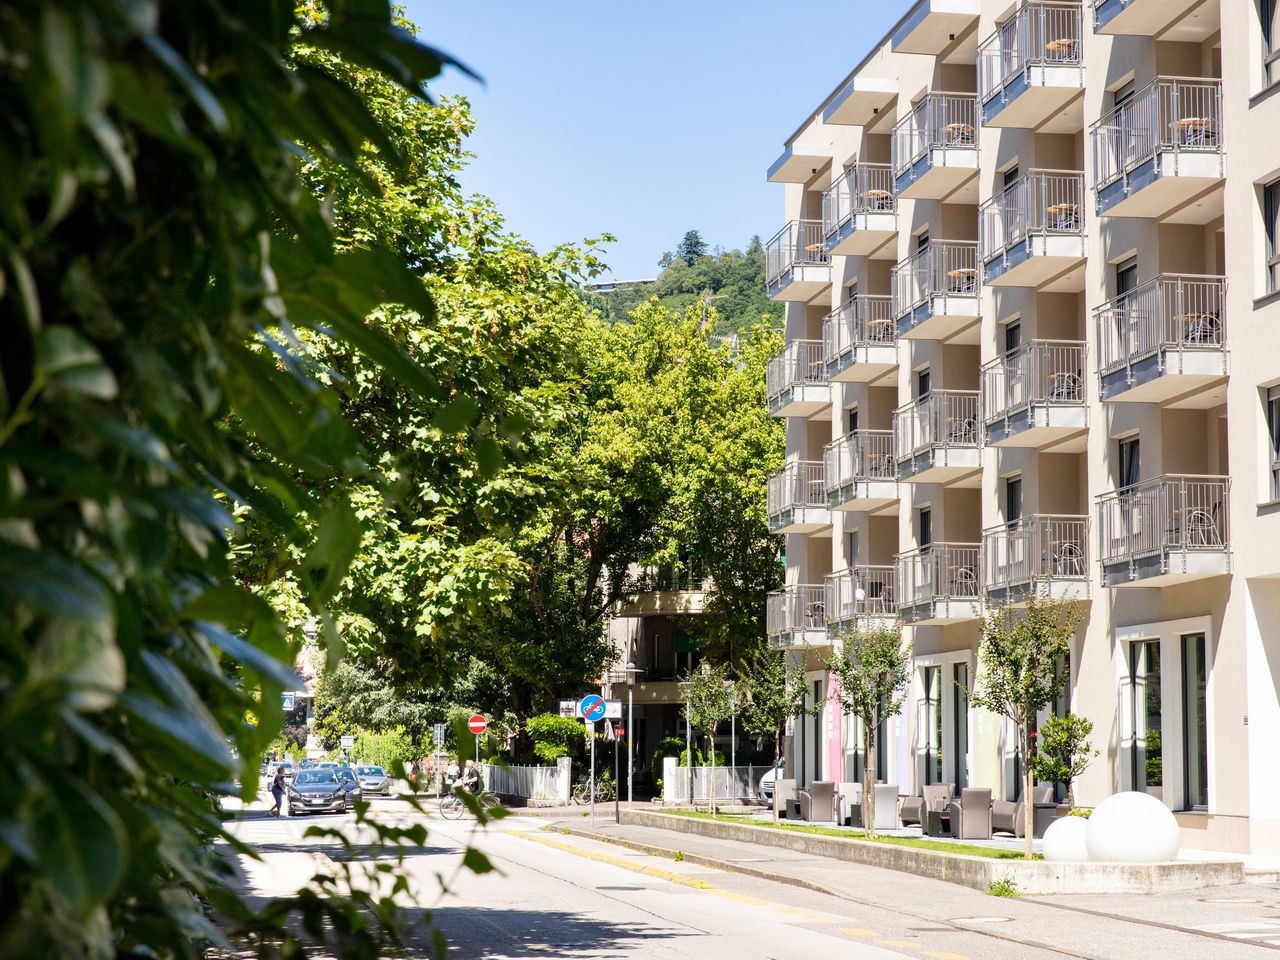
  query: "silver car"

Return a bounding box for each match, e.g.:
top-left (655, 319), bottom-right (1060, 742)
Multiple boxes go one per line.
top-left (354, 765), bottom-right (391, 796)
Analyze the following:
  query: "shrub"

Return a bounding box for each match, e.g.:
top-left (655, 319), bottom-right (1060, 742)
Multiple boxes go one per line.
top-left (352, 728), bottom-right (417, 773)
top-left (526, 713), bottom-right (584, 765)
top-left (987, 876), bottom-right (1021, 898)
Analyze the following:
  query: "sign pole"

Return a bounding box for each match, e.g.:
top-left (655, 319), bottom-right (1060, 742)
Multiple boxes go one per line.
top-left (613, 729), bottom-right (620, 823)
top-left (589, 725), bottom-right (596, 828)
top-left (474, 733), bottom-right (479, 766)
top-left (627, 682), bottom-right (634, 810)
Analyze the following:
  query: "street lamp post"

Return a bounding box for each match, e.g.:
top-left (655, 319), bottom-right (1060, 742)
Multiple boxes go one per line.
top-left (625, 662), bottom-right (642, 810)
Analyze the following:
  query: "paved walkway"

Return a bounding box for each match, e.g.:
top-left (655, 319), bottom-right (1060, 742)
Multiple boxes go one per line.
top-left (554, 815), bottom-right (1280, 958)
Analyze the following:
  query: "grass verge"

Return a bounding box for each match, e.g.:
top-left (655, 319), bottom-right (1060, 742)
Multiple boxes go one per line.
top-left (666, 810), bottom-right (1043, 861)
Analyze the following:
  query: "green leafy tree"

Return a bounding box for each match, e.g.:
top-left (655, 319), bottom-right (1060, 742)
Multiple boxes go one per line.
top-left (352, 728), bottom-right (417, 772)
top-left (0, 1), bottom-right (489, 956)
top-left (683, 662), bottom-right (736, 815)
top-left (971, 588), bottom-right (1085, 858)
top-left (677, 229), bottom-right (710, 266)
top-left (525, 713), bottom-right (584, 765)
top-left (742, 645), bottom-right (815, 822)
top-left (1032, 713), bottom-right (1099, 809)
top-left (826, 625), bottom-right (910, 837)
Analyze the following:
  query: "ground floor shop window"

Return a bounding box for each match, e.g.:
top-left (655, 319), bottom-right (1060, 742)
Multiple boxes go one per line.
top-left (952, 662), bottom-right (969, 789)
top-left (1182, 633), bottom-right (1208, 810)
top-left (1131, 639), bottom-right (1162, 794)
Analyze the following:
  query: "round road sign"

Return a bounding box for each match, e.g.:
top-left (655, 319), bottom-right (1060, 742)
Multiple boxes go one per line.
top-left (579, 694), bottom-right (607, 723)
top-left (467, 714), bottom-right (487, 735)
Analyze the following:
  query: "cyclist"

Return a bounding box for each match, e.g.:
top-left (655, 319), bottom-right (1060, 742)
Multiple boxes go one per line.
top-left (458, 759), bottom-right (482, 794)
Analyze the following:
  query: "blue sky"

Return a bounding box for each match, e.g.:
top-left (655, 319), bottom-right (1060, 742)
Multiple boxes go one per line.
top-left (405, 2), bottom-right (912, 280)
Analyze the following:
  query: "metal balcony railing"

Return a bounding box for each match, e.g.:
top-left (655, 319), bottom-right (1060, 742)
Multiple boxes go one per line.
top-left (1091, 77), bottom-right (1223, 190)
top-left (823, 431), bottom-right (896, 493)
top-left (1093, 275), bottom-right (1226, 380)
top-left (983, 515), bottom-right (1089, 591)
top-left (631, 564), bottom-right (711, 593)
top-left (891, 93), bottom-right (978, 178)
top-left (766, 340), bottom-right (828, 401)
top-left (825, 567), bottom-right (897, 625)
top-left (978, 1), bottom-right (1084, 106)
top-left (822, 295), bottom-right (895, 364)
top-left (1096, 475), bottom-right (1230, 566)
top-left (979, 169), bottom-right (1084, 264)
top-left (767, 584), bottom-right (827, 637)
top-left (766, 461), bottom-right (826, 518)
top-left (894, 391), bottom-right (980, 461)
top-left (981, 340), bottom-right (1086, 425)
top-left (766, 220), bottom-right (829, 286)
top-left (897, 543), bottom-right (982, 608)
top-left (822, 164), bottom-right (896, 237)
top-left (891, 241), bottom-right (979, 318)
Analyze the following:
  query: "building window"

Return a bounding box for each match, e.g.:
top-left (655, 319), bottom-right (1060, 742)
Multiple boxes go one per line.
top-left (1131, 639), bottom-right (1162, 795)
top-left (847, 405), bottom-right (859, 433)
top-left (919, 507), bottom-right (932, 548)
top-left (1264, 0), bottom-right (1280, 86)
top-left (1266, 180), bottom-right (1280, 294)
top-left (922, 666), bottom-right (943, 784)
top-left (1003, 320), bottom-right (1022, 355)
top-left (1269, 386), bottom-right (1280, 500)
top-left (1005, 475), bottom-right (1022, 526)
top-left (1118, 435), bottom-right (1140, 489)
top-left (916, 367), bottom-right (931, 398)
top-left (916, 231), bottom-right (930, 251)
top-left (1116, 256), bottom-right (1138, 298)
top-left (845, 530), bottom-right (859, 568)
top-left (1182, 633), bottom-right (1208, 810)
top-left (1002, 164), bottom-right (1020, 190)
top-left (952, 662), bottom-right (969, 789)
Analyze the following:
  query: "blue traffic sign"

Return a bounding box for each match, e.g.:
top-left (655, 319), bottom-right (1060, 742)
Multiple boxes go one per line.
top-left (579, 694), bottom-right (607, 722)
top-left (282, 693), bottom-right (295, 711)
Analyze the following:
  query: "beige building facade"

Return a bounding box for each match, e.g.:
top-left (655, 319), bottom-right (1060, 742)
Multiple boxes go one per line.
top-left (763, 0), bottom-right (1280, 855)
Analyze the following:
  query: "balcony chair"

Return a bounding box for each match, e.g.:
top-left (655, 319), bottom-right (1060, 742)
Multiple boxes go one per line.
top-left (797, 781), bottom-right (836, 822)
top-left (804, 601), bottom-right (826, 630)
top-left (1053, 541), bottom-right (1085, 577)
top-left (951, 566), bottom-right (978, 597)
top-left (992, 784), bottom-right (1054, 837)
top-left (946, 416), bottom-right (977, 445)
top-left (946, 787), bottom-right (993, 840)
top-left (1047, 371), bottom-right (1083, 402)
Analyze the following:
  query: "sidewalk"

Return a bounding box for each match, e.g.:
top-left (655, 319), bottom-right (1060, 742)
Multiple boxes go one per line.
top-left (552, 815), bottom-right (1280, 959)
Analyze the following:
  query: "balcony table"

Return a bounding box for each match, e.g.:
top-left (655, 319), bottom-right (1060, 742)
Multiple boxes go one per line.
top-left (1046, 202), bottom-right (1080, 231)
top-left (944, 122), bottom-right (975, 146)
top-left (865, 317), bottom-right (895, 342)
top-left (1171, 117), bottom-right (1214, 147)
top-left (807, 360), bottom-right (826, 381)
top-left (1044, 38), bottom-right (1079, 59)
top-left (1178, 313), bottom-right (1220, 345)
top-left (861, 189), bottom-right (893, 210)
top-left (946, 268), bottom-right (977, 294)
top-left (945, 416), bottom-right (976, 444)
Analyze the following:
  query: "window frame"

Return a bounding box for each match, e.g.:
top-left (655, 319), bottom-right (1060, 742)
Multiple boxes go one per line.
top-left (1264, 0), bottom-right (1280, 86)
top-left (1266, 180), bottom-right (1280, 294)
top-left (1268, 385), bottom-right (1280, 500)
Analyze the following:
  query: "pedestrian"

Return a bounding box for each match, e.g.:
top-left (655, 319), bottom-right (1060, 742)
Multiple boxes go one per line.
top-left (446, 757), bottom-right (460, 789)
top-left (269, 765), bottom-right (286, 817)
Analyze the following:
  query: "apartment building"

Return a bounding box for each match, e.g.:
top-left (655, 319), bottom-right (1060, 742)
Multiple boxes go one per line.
top-left (763, 0), bottom-right (1280, 856)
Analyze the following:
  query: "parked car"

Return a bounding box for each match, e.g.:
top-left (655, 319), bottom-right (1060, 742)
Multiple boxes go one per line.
top-left (758, 757), bottom-right (785, 806)
top-left (354, 765), bottom-right (391, 796)
top-left (335, 767), bottom-right (363, 809)
top-left (298, 758), bottom-right (318, 770)
top-left (316, 761), bottom-right (340, 772)
top-left (288, 770), bottom-right (347, 816)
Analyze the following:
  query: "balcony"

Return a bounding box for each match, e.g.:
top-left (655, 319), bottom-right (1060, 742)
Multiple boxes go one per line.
top-left (618, 565), bottom-right (712, 617)
top-left (1092, 0), bottom-right (1211, 37)
top-left (766, 220), bottom-right (830, 302)
top-left (822, 164), bottom-right (897, 257)
top-left (823, 431), bottom-right (898, 513)
top-left (894, 391), bottom-right (981, 484)
top-left (896, 543), bottom-right (982, 624)
top-left (824, 567), bottom-right (898, 636)
top-left (822, 295), bottom-right (897, 383)
top-left (892, 93), bottom-right (979, 201)
top-left (767, 142), bottom-right (833, 184)
top-left (981, 340), bottom-right (1087, 448)
top-left (893, 0), bottom-right (981, 55)
top-left (767, 461), bottom-right (832, 535)
top-left (766, 340), bottom-right (831, 417)
top-left (767, 584), bottom-right (829, 648)
top-left (891, 241), bottom-right (981, 342)
top-left (1094, 275), bottom-right (1227, 406)
top-left (1092, 78), bottom-right (1224, 221)
top-left (979, 170), bottom-right (1086, 290)
top-left (978, 2), bottom-right (1084, 132)
top-left (983, 515), bottom-right (1090, 605)
top-left (1096, 476), bottom-right (1231, 587)
top-left (823, 76), bottom-right (897, 127)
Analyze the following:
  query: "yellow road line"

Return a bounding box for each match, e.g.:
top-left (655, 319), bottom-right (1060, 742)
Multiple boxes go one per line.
top-left (839, 927), bottom-right (878, 937)
top-left (879, 939), bottom-right (923, 948)
top-left (922, 951), bottom-right (969, 960)
top-left (512, 830), bottom-right (713, 889)
top-left (709, 889), bottom-right (771, 906)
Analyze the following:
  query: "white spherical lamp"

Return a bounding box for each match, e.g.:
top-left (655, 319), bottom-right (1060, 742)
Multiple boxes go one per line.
top-left (1085, 792), bottom-right (1180, 863)
top-left (1042, 814), bottom-right (1090, 863)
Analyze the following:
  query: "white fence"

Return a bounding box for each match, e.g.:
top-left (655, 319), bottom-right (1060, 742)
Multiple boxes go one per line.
top-left (480, 757), bottom-right (571, 804)
top-left (661, 758), bottom-right (769, 805)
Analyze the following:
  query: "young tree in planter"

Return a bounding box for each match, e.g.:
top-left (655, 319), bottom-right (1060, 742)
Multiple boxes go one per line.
top-left (825, 624), bottom-right (910, 838)
top-left (1032, 713), bottom-right (1099, 809)
top-left (682, 662), bottom-right (736, 816)
top-left (742, 644), bottom-right (815, 823)
top-left (971, 587), bottom-right (1085, 858)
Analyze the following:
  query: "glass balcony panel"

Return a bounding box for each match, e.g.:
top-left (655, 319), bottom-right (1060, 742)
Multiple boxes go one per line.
top-left (766, 220), bottom-right (830, 301)
top-left (766, 340), bottom-right (830, 417)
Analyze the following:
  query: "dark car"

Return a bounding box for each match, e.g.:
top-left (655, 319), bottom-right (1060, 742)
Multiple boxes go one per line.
top-left (354, 765), bottom-right (391, 796)
top-left (288, 770), bottom-right (347, 815)
top-left (336, 767), bottom-right (363, 808)
top-left (298, 758), bottom-right (318, 771)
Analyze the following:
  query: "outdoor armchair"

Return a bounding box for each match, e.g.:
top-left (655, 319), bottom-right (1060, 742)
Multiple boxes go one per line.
top-left (899, 782), bottom-right (954, 827)
top-left (992, 783), bottom-right (1054, 837)
top-left (946, 787), bottom-right (993, 840)
top-left (872, 783), bottom-right (900, 831)
top-left (774, 778), bottom-right (797, 818)
top-left (797, 780), bottom-right (836, 821)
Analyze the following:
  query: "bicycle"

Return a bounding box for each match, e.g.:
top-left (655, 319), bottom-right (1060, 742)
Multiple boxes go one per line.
top-left (439, 788), bottom-right (500, 819)
top-left (571, 776), bottom-right (615, 805)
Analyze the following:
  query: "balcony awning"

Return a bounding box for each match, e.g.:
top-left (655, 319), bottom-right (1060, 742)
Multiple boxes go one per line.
top-left (767, 143), bottom-right (832, 184)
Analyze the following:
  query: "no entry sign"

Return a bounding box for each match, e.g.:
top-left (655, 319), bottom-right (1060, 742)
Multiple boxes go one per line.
top-left (467, 714), bottom-right (487, 735)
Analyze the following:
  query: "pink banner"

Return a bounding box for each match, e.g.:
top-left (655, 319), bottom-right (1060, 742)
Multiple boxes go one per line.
top-left (826, 670), bottom-right (843, 782)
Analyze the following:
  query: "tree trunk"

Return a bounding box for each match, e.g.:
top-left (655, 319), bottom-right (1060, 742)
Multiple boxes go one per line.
top-left (772, 734), bottom-right (782, 824)
top-left (709, 727), bottom-right (717, 819)
top-left (864, 724), bottom-right (876, 838)
top-left (1066, 779), bottom-right (1075, 811)
top-left (1022, 717), bottom-right (1034, 860)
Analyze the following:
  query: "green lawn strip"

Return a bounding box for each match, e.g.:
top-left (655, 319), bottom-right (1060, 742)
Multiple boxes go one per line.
top-left (667, 810), bottom-right (1042, 860)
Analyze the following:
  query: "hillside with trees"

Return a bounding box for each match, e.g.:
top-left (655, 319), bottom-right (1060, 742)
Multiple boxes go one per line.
top-left (588, 230), bottom-right (776, 337)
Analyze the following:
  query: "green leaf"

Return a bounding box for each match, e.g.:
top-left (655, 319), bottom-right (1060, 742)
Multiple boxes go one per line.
top-left (139, 33), bottom-right (228, 133)
top-left (34, 771), bottom-right (127, 914)
top-left (305, 499), bottom-right (362, 602)
top-left (461, 846), bottom-right (495, 875)
top-left (196, 621), bottom-right (301, 691)
top-left (0, 544), bottom-right (111, 623)
top-left (38, 326), bottom-right (118, 399)
top-left (433, 396), bottom-right (479, 434)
